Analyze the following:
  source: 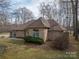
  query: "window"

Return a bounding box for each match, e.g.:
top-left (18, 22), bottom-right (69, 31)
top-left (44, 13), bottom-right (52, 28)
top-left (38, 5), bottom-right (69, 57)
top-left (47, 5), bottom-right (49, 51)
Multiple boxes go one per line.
top-left (32, 29), bottom-right (39, 37)
top-left (12, 32), bottom-right (16, 38)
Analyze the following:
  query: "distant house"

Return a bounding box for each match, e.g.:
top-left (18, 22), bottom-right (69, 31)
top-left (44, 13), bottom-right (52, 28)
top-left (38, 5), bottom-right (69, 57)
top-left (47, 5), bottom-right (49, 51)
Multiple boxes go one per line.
top-left (10, 17), bottom-right (66, 42)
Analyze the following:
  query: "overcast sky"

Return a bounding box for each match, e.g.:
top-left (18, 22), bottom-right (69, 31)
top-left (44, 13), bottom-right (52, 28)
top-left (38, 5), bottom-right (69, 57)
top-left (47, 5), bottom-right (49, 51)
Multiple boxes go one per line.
top-left (10, 0), bottom-right (57, 17)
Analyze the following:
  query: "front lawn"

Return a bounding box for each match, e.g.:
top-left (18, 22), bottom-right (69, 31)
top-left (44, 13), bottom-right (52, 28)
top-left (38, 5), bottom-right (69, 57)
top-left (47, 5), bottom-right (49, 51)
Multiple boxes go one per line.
top-left (0, 38), bottom-right (78, 59)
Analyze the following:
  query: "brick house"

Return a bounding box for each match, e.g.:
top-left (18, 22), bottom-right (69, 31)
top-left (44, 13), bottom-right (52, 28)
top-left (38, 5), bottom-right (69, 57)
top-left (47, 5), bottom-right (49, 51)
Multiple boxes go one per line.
top-left (10, 17), bottom-right (66, 42)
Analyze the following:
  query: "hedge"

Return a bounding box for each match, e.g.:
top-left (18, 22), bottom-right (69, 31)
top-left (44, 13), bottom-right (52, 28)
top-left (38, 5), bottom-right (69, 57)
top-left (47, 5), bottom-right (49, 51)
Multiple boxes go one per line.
top-left (23, 36), bottom-right (44, 44)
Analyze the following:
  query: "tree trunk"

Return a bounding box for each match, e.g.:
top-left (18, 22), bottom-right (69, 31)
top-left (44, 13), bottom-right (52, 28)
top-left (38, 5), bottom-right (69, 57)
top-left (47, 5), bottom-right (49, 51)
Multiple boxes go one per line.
top-left (75, 0), bottom-right (78, 40)
top-left (71, 0), bottom-right (78, 40)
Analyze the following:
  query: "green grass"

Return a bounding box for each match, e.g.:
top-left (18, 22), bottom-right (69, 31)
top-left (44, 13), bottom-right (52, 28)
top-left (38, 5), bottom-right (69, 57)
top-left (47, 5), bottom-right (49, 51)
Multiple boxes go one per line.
top-left (0, 38), bottom-right (78, 59)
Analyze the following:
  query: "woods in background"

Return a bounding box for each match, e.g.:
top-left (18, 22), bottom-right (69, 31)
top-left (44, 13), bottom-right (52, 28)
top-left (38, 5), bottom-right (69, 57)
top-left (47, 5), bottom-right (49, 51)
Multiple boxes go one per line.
top-left (0, 0), bottom-right (34, 25)
top-left (12, 7), bottom-right (34, 24)
top-left (0, 0), bottom-right (79, 40)
top-left (0, 0), bottom-right (11, 25)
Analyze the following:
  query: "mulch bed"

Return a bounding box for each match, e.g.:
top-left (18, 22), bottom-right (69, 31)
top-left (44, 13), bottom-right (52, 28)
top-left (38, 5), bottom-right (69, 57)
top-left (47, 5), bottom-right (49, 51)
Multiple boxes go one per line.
top-left (25, 38), bottom-right (78, 52)
top-left (25, 41), bottom-right (53, 50)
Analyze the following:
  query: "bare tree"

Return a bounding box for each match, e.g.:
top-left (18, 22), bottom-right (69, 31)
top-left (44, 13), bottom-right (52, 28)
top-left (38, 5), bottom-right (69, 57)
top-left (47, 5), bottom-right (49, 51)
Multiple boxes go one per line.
top-left (13, 7), bottom-right (34, 24)
top-left (59, 0), bottom-right (73, 29)
top-left (0, 0), bottom-right (11, 25)
top-left (39, 1), bottom-right (65, 26)
top-left (39, 2), bottom-right (58, 20)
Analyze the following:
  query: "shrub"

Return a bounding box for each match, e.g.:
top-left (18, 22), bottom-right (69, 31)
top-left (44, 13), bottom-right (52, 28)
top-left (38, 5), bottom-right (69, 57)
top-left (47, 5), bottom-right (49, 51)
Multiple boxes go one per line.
top-left (53, 32), bottom-right (69, 50)
top-left (23, 36), bottom-right (44, 44)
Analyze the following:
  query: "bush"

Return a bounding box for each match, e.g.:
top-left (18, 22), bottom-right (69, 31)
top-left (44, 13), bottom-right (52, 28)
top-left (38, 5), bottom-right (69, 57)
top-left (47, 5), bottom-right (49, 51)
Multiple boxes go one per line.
top-left (23, 36), bottom-right (44, 44)
top-left (53, 32), bottom-right (69, 50)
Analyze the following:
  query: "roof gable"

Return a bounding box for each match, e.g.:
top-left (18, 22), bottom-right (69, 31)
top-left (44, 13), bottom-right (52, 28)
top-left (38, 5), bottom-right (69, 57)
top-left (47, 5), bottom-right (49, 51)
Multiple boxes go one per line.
top-left (48, 20), bottom-right (58, 27)
top-left (26, 17), bottom-right (50, 28)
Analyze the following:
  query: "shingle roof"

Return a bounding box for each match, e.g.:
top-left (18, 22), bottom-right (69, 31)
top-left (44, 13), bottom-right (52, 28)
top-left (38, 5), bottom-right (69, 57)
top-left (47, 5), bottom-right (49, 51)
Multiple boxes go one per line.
top-left (40, 17), bottom-right (50, 28)
top-left (27, 17), bottom-right (50, 28)
top-left (11, 20), bottom-right (35, 31)
top-left (48, 20), bottom-right (58, 27)
top-left (48, 20), bottom-right (66, 31)
top-left (11, 17), bottom-right (66, 31)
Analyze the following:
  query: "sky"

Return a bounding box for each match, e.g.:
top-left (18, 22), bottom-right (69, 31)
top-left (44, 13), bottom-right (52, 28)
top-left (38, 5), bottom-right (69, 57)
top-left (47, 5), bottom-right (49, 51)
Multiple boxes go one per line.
top-left (10, 0), bottom-right (56, 17)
